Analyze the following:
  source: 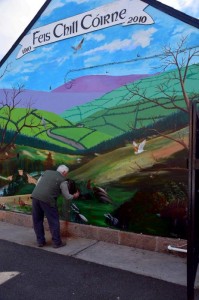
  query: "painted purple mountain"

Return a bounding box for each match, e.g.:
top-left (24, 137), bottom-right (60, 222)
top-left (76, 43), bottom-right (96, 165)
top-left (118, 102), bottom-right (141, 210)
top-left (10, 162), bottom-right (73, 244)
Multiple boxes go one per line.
top-left (0, 89), bottom-right (100, 114)
top-left (52, 74), bottom-right (150, 94)
top-left (0, 74), bottom-right (152, 114)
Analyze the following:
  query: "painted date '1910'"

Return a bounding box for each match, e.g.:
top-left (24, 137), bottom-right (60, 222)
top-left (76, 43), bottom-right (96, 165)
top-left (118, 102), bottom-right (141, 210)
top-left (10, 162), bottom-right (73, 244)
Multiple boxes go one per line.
top-left (22, 46), bottom-right (32, 55)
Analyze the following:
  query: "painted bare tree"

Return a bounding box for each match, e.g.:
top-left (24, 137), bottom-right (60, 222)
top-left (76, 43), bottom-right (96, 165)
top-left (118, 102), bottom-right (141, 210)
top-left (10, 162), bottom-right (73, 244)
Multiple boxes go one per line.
top-left (0, 65), bottom-right (46, 159)
top-left (125, 36), bottom-right (199, 150)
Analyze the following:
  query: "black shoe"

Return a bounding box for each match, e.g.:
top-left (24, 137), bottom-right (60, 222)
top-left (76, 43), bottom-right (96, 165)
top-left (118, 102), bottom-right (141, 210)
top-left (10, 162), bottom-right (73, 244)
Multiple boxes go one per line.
top-left (53, 241), bottom-right (66, 249)
top-left (37, 242), bottom-right (46, 247)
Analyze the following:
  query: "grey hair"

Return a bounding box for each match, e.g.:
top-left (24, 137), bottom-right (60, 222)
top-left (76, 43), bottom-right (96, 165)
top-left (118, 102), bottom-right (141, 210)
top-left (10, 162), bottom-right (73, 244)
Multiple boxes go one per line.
top-left (57, 165), bottom-right (69, 174)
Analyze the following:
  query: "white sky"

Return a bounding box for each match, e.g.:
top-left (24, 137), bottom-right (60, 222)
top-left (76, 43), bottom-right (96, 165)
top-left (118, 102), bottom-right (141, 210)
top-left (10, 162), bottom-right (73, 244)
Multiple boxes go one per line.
top-left (0, 0), bottom-right (198, 61)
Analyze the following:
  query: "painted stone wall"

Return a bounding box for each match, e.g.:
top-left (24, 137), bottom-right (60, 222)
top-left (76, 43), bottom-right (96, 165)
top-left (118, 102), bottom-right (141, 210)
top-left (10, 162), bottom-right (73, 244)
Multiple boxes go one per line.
top-left (0, 0), bottom-right (199, 239)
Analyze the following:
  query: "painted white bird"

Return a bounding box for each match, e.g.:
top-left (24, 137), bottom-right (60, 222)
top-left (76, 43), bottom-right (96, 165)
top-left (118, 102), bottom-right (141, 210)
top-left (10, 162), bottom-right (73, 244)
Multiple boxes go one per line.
top-left (72, 38), bottom-right (84, 53)
top-left (76, 158), bottom-right (82, 163)
top-left (132, 139), bottom-right (146, 154)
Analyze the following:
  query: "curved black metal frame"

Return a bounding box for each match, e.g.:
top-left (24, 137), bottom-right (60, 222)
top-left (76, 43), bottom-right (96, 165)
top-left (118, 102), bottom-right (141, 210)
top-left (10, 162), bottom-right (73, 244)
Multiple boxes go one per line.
top-left (187, 101), bottom-right (199, 300)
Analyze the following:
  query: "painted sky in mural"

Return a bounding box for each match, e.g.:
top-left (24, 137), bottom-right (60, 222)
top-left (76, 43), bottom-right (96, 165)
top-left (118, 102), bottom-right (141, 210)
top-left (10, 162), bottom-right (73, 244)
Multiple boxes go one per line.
top-left (0, 0), bottom-right (198, 92)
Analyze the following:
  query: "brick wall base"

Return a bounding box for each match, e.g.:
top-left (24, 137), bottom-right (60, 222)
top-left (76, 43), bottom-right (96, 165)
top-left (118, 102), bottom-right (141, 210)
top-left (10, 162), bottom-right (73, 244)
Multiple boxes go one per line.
top-left (0, 210), bottom-right (187, 254)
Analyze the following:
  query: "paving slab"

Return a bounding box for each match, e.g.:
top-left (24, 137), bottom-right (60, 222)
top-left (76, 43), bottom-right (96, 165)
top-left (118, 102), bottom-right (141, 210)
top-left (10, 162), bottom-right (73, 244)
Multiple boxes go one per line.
top-left (74, 240), bottom-right (187, 285)
top-left (0, 221), bottom-right (97, 255)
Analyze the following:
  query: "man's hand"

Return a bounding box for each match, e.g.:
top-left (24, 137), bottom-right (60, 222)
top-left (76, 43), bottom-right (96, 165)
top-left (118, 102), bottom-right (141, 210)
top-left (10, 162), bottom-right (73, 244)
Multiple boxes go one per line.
top-left (73, 191), bottom-right (80, 199)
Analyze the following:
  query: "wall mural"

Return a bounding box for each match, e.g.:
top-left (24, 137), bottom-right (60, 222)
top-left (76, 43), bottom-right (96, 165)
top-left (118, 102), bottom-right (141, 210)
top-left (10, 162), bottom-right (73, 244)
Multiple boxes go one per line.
top-left (0, 0), bottom-right (199, 239)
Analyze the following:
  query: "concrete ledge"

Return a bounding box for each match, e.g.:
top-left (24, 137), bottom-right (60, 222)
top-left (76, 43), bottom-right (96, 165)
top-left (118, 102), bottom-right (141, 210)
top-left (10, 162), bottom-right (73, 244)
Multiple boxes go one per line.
top-left (0, 211), bottom-right (32, 227)
top-left (0, 194), bottom-right (32, 205)
top-left (0, 210), bottom-right (186, 254)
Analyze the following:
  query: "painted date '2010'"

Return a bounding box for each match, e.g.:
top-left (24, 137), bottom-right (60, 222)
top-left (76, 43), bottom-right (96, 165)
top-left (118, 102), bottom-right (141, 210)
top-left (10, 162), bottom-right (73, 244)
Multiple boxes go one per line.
top-left (127, 16), bottom-right (147, 24)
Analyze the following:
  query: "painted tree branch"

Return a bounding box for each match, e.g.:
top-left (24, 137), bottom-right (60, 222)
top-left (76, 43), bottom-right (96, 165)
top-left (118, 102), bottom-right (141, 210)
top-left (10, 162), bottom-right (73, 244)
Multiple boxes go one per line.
top-left (126, 36), bottom-right (198, 150)
top-left (0, 85), bottom-right (44, 155)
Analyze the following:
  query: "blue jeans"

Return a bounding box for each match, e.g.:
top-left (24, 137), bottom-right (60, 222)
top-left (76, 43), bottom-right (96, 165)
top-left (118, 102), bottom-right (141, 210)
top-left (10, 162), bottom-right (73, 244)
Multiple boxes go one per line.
top-left (32, 198), bottom-right (61, 245)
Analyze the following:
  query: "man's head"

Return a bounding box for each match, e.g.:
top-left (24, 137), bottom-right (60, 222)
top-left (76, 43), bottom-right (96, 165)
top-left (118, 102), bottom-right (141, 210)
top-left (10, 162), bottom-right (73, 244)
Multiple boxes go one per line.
top-left (57, 165), bottom-right (69, 177)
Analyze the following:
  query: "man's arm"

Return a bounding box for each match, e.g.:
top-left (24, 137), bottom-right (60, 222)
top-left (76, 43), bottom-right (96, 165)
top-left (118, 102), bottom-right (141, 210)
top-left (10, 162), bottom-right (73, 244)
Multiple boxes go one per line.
top-left (60, 181), bottom-right (79, 200)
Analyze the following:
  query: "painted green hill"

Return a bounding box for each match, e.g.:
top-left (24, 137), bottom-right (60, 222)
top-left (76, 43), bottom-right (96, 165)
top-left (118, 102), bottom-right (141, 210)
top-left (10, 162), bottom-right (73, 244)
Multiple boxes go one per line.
top-left (60, 64), bottom-right (199, 137)
top-left (70, 127), bottom-right (188, 185)
top-left (49, 126), bottom-right (112, 149)
top-left (0, 108), bottom-right (74, 149)
top-left (81, 95), bottom-right (184, 136)
top-left (1, 108), bottom-right (112, 151)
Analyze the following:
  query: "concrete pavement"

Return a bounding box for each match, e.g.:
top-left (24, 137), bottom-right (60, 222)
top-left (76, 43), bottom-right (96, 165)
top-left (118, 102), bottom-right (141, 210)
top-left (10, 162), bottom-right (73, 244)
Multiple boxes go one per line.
top-left (0, 221), bottom-right (198, 289)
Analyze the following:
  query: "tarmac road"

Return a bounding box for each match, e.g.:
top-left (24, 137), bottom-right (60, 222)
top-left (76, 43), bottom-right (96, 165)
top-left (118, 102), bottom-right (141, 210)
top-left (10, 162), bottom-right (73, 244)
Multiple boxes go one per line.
top-left (0, 239), bottom-right (196, 300)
